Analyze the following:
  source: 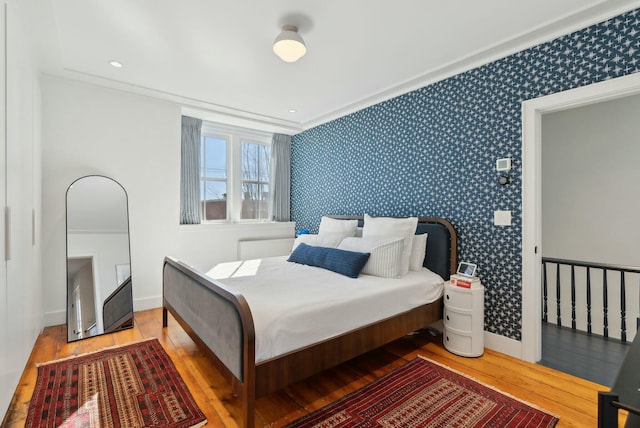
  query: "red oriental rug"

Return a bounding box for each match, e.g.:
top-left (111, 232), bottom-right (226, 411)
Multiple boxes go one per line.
top-left (285, 356), bottom-right (558, 428)
top-left (25, 338), bottom-right (207, 428)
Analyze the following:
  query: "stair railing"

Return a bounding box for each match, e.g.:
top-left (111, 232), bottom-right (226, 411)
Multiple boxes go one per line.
top-left (542, 257), bottom-right (640, 343)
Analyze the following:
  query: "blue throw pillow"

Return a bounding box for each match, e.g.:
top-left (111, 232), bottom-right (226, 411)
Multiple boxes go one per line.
top-left (287, 243), bottom-right (370, 278)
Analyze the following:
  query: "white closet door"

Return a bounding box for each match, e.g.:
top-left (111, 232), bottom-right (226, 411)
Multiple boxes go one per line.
top-left (0, 0), bottom-right (41, 421)
top-left (0, 1), bottom-right (9, 421)
top-left (6, 0), bottom-right (35, 352)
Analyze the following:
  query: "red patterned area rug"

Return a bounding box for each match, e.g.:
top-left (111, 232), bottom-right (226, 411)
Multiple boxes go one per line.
top-left (285, 356), bottom-right (558, 428)
top-left (25, 338), bottom-right (207, 428)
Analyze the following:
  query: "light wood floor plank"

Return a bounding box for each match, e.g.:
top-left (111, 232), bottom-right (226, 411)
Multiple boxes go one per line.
top-left (2, 308), bottom-right (625, 427)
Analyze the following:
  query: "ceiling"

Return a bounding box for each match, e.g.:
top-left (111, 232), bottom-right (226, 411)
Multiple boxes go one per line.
top-left (21, 0), bottom-right (640, 133)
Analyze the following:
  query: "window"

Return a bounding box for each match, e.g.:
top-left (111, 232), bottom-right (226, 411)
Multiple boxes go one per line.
top-left (200, 122), bottom-right (272, 222)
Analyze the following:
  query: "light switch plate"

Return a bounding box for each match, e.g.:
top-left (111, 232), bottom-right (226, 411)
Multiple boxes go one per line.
top-left (494, 210), bottom-right (512, 226)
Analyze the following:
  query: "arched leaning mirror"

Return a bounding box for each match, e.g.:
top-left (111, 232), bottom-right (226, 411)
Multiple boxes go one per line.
top-left (66, 175), bottom-right (133, 342)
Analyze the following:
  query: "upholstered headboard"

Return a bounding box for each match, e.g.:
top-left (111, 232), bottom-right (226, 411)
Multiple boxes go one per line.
top-left (331, 216), bottom-right (458, 280)
top-left (415, 218), bottom-right (457, 280)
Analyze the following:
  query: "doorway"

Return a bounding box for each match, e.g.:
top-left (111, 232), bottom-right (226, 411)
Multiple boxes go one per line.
top-left (66, 256), bottom-right (98, 341)
top-left (537, 95), bottom-right (640, 385)
top-left (521, 72), bottom-right (640, 363)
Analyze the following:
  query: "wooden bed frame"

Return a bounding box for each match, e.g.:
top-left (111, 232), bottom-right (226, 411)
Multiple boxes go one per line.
top-left (162, 216), bottom-right (457, 427)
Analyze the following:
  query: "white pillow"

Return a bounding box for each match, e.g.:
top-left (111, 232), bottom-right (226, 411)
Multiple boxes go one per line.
top-left (362, 215), bottom-right (418, 276)
top-left (292, 234), bottom-right (318, 251)
top-left (338, 237), bottom-right (404, 278)
top-left (292, 233), bottom-right (346, 250)
top-left (319, 216), bottom-right (358, 236)
top-left (316, 233), bottom-right (348, 248)
top-left (317, 216), bottom-right (358, 247)
top-left (409, 233), bottom-right (428, 271)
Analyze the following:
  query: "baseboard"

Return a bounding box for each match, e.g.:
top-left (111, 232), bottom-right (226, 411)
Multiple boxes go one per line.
top-left (44, 296), bottom-right (163, 328)
top-left (43, 309), bottom-right (66, 327)
top-left (484, 331), bottom-right (523, 360)
top-left (133, 295), bottom-right (162, 312)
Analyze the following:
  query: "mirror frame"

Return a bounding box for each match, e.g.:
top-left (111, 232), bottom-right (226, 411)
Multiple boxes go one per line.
top-left (65, 175), bottom-right (133, 342)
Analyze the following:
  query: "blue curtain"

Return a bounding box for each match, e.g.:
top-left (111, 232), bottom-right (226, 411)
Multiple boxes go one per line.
top-left (270, 133), bottom-right (291, 222)
top-left (180, 116), bottom-right (202, 224)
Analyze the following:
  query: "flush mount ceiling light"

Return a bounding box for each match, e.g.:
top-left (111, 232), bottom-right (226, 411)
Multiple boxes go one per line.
top-left (109, 60), bottom-right (123, 68)
top-left (273, 25), bottom-right (306, 63)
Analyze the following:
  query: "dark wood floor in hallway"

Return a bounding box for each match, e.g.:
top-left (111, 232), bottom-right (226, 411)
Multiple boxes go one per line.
top-left (539, 322), bottom-right (630, 387)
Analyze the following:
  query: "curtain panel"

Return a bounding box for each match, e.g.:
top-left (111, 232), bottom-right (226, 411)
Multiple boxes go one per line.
top-left (270, 133), bottom-right (291, 222)
top-left (180, 116), bottom-right (202, 224)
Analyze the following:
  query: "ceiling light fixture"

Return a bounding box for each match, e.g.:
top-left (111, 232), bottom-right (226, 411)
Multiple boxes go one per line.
top-left (109, 60), bottom-right (123, 68)
top-left (273, 25), bottom-right (306, 63)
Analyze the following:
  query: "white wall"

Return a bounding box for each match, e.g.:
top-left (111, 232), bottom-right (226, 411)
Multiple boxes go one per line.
top-left (542, 94), bottom-right (640, 265)
top-left (541, 94), bottom-right (640, 340)
top-left (41, 76), bottom-right (294, 325)
top-left (68, 233), bottom-right (130, 303)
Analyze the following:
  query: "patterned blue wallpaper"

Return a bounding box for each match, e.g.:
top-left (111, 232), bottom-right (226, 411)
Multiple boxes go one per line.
top-left (290, 8), bottom-right (640, 341)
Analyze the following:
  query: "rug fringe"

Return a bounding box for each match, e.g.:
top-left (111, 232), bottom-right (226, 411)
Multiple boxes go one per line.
top-left (189, 419), bottom-right (208, 428)
top-left (35, 337), bottom-right (159, 367)
top-left (417, 355), bottom-right (561, 420)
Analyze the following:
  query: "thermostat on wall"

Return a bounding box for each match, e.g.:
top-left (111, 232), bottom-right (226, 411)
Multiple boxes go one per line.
top-left (496, 158), bottom-right (511, 171)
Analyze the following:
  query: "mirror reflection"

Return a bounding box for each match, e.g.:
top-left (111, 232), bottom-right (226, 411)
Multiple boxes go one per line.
top-left (66, 176), bottom-right (133, 342)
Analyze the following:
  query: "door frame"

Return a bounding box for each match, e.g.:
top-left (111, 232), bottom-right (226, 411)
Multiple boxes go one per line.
top-left (521, 72), bottom-right (640, 362)
top-left (66, 253), bottom-right (101, 340)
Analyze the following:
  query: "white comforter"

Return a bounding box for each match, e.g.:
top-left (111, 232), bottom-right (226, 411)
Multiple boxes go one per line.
top-left (206, 256), bottom-right (444, 363)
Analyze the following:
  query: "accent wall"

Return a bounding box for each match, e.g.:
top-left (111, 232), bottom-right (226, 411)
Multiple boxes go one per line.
top-left (290, 8), bottom-right (640, 340)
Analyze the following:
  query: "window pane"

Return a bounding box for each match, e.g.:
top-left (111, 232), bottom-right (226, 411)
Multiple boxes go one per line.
top-left (241, 143), bottom-right (258, 181)
top-left (241, 182), bottom-right (270, 220)
top-left (242, 142), bottom-right (270, 181)
top-left (202, 136), bottom-right (226, 179)
top-left (202, 181), bottom-right (227, 220)
top-left (259, 145), bottom-right (270, 181)
top-left (241, 142), bottom-right (270, 220)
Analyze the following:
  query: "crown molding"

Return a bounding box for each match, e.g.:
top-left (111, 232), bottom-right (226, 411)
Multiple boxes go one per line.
top-left (49, 68), bottom-right (304, 136)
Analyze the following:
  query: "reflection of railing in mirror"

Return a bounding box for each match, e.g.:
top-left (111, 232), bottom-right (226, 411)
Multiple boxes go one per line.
top-left (103, 276), bottom-right (133, 333)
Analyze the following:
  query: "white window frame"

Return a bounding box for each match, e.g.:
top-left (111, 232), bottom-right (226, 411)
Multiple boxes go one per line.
top-left (200, 122), bottom-right (272, 223)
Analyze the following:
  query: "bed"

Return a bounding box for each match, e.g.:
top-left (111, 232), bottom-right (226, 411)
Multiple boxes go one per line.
top-left (162, 216), bottom-right (457, 427)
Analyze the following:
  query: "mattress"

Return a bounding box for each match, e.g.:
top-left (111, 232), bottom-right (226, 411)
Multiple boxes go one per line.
top-left (206, 256), bottom-right (444, 363)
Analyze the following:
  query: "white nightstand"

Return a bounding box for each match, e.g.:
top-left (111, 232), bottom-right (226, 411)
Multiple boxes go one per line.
top-left (443, 280), bottom-right (484, 357)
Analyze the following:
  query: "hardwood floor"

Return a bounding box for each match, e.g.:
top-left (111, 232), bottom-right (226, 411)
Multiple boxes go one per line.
top-left (2, 308), bottom-right (626, 427)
